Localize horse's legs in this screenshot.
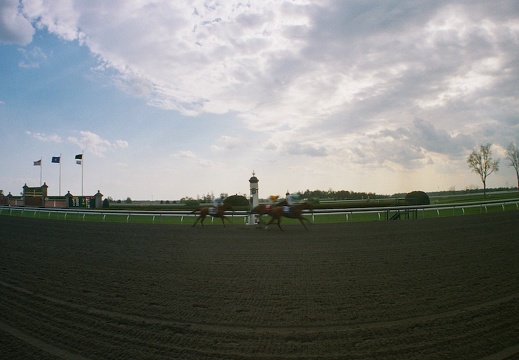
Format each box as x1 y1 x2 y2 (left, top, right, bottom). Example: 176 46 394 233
192 216 200 227
298 217 309 230
276 217 283 231
265 216 275 230
265 213 284 230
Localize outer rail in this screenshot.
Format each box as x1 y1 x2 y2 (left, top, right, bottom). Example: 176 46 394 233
1 198 518 224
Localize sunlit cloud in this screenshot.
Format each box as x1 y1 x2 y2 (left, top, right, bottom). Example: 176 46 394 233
26 131 62 144
211 135 243 152
67 130 127 157
0 0 34 45
2 1 518 198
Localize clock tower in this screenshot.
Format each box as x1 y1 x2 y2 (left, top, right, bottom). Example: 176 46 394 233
248 171 259 225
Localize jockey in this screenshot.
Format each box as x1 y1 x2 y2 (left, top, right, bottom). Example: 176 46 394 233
210 195 224 215
213 195 224 208
284 193 301 213
268 195 279 204
286 193 300 205
265 195 279 212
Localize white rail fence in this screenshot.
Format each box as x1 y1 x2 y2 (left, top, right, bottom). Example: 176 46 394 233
1 198 518 225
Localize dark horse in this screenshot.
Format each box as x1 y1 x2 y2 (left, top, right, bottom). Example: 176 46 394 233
192 203 233 227
251 200 288 225
265 202 313 230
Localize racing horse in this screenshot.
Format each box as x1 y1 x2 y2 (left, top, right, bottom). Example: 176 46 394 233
251 199 288 225
192 203 233 227
265 202 313 230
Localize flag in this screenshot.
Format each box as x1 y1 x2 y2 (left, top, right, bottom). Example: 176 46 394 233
75 154 83 159
76 160 82 165
52 156 60 163
33 159 41 166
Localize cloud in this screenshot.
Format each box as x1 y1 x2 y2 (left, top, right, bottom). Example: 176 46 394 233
11 1 519 182
67 130 128 157
172 150 217 168
17 2 518 124
18 47 47 69
382 119 474 157
210 135 243 152
344 118 476 170
114 139 129 149
19 1 318 117
26 131 62 143
172 150 197 159
0 0 34 45
283 142 328 157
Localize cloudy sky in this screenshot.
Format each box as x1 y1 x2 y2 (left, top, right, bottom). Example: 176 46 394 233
1 0 518 201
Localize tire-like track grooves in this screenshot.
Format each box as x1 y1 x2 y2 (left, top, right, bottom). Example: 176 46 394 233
1 280 518 359
1 212 519 359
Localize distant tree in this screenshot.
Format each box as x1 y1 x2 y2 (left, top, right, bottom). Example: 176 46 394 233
225 194 249 207
181 197 200 207
102 198 110 208
405 191 430 205
125 197 132 204
467 144 500 198
506 142 519 189
201 193 214 202
335 190 351 200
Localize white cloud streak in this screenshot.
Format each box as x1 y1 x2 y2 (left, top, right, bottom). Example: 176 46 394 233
67 130 128 157
26 131 62 143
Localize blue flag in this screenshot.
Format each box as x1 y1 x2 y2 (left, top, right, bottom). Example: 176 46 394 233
52 156 60 163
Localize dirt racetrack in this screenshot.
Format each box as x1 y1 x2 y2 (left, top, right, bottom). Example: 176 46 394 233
1 211 519 359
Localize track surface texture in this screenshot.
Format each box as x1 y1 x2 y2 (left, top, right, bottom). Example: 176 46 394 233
1 212 519 359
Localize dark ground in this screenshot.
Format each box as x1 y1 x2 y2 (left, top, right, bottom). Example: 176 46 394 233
1 211 518 359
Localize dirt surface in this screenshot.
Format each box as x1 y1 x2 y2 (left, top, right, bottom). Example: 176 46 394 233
1 212 519 359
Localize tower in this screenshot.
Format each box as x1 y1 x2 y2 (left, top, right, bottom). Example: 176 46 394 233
248 171 259 225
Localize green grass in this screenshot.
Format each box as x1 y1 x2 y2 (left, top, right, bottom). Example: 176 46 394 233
2 193 518 225
430 191 519 204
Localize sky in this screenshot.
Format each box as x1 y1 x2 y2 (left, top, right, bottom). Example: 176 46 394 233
1 0 518 201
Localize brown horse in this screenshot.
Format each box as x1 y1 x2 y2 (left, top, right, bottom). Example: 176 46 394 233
251 200 288 225
192 203 233 227
265 202 313 230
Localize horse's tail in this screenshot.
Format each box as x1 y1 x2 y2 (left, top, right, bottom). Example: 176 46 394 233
190 208 200 214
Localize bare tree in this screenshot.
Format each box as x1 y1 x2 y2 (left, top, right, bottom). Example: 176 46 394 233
467 144 500 198
506 142 519 189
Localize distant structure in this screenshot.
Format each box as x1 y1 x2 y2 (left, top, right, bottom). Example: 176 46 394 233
1 183 103 209
23 183 49 207
248 171 259 225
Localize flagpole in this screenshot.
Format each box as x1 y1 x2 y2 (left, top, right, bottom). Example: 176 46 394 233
59 153 62 196
40 157 42 186
81 151 84 196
